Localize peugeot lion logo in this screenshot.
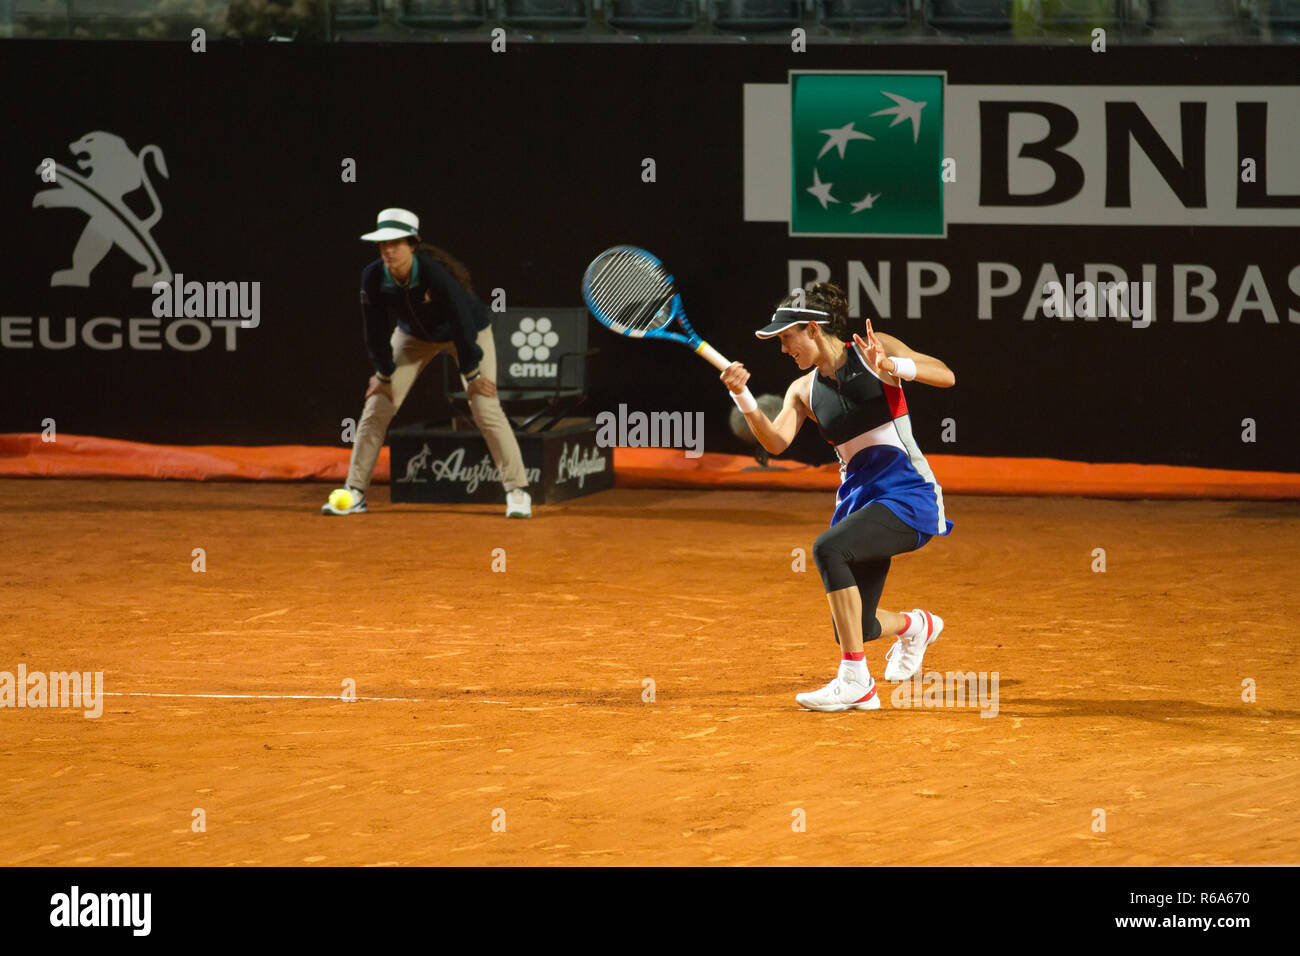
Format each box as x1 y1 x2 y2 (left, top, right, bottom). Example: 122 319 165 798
32 131 172 289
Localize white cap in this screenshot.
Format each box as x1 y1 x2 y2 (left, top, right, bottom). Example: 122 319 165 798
360 207 421 242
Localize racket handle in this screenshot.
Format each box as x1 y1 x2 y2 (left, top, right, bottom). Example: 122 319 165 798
694 340 730 372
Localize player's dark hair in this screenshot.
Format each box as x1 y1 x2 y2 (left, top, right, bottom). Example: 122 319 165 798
411 240 475 294
777 281 850 340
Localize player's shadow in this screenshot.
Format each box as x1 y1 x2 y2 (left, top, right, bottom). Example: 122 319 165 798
995 697 1300 725
768 677 1027 694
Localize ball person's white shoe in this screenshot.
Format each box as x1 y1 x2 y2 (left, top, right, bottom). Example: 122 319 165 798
320 488 367 516
505 488 532 519
883 609 943 682
795 667 881 712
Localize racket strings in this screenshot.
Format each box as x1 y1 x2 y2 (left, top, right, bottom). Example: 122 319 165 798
586 251 674 335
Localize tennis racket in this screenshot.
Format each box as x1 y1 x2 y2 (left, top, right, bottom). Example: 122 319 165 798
581 245 731 372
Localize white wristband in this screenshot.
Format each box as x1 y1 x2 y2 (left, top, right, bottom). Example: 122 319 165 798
730 387 758 414
890 357 917 381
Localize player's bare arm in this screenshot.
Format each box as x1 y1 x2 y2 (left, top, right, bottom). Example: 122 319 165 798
853 319 956 389
719 364 811 455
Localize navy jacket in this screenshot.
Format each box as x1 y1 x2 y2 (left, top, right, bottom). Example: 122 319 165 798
359 253 492 379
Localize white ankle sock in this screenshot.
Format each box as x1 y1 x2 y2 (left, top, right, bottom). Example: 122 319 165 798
899 611 925 639
840 658 869 682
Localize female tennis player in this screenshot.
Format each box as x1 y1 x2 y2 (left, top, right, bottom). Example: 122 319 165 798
720 282 954 712
322 207 531 518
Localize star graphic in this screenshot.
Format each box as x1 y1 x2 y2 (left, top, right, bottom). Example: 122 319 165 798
871 91 927 144
817 122 874 160
806 169 840 209
850 192 881 213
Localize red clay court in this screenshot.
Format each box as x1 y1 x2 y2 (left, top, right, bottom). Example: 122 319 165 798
2 460 1296 865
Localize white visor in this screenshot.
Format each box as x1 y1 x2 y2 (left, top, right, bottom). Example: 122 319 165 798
754 307 830 339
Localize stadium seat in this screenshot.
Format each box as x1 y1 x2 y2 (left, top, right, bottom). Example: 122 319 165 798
64 0 146 12
1261 0 1300 35
501 0 590 29
398 0 489 29
710 0 803 31
11 0 71 36
55 0 233 38
1037 0 1122 34
924 0 1017 32
819 0 913 32
605 0 700 32
226 0 331 39
332 0 382 29
1131 0 1249 38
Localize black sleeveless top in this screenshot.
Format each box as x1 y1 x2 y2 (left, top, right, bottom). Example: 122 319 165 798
809 347 895 446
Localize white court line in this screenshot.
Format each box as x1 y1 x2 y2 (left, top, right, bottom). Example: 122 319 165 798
103 691 513 704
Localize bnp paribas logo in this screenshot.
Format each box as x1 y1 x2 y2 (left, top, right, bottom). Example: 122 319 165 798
791 72 945 238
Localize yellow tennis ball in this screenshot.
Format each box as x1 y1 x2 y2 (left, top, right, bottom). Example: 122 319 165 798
329 488 353 511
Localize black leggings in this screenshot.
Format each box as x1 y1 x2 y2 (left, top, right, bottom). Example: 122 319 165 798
812 503 925 644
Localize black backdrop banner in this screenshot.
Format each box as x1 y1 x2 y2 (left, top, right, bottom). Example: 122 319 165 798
1 41 1297 472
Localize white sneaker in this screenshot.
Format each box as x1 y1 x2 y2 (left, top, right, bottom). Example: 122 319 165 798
883 609 943 682
505 488 532 519
320 487 367 516
795 666 880 712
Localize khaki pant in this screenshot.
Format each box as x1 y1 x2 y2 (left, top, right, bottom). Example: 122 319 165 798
346 325 529 494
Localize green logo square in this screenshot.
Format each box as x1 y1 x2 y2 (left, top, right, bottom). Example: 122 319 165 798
791 72 945 237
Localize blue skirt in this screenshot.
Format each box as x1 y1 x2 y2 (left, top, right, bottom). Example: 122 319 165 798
831 445 954 544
